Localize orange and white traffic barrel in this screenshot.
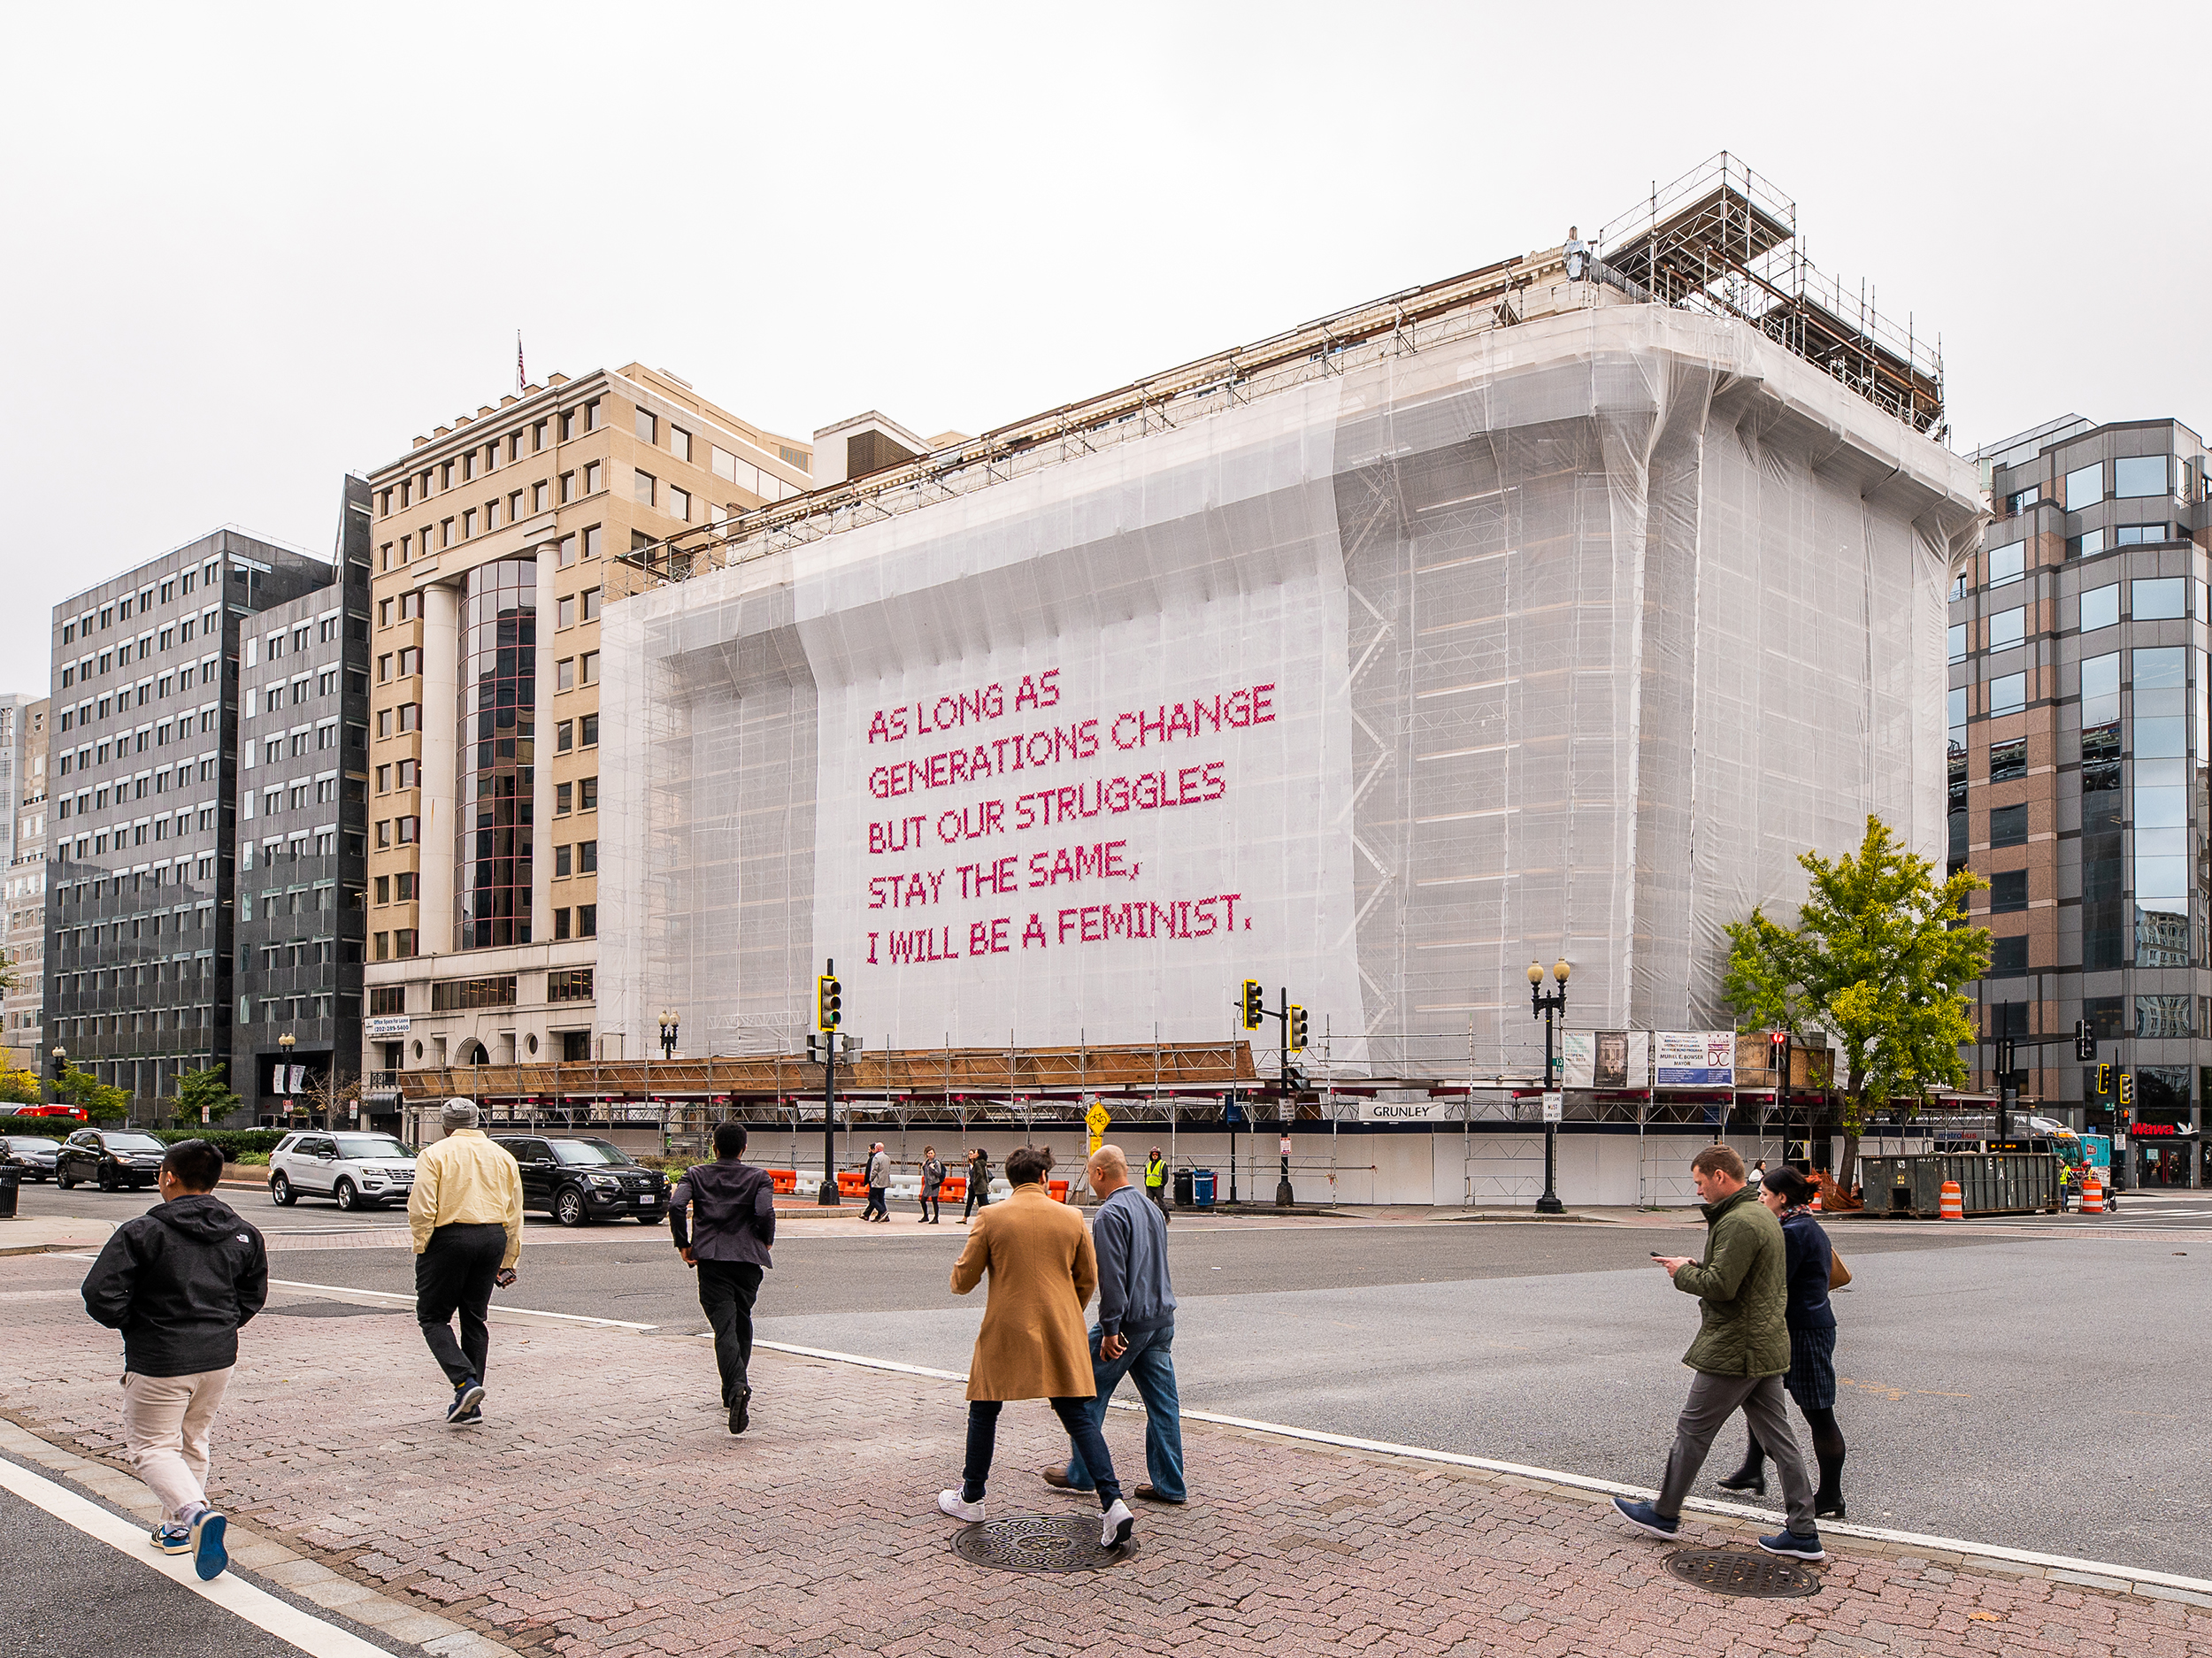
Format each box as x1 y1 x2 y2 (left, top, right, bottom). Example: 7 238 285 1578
1939 1179 1963 1221
2081 1175 2104 1214
1809 1186 1822 1212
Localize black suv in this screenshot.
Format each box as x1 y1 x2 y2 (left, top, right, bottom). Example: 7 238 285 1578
56 1129 171 1192
490 1135 669 1226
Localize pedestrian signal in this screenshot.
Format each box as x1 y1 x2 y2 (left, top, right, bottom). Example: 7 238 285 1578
2074 1018 2096 1062
1287 1005 1308 1052
806 1032 821 1064
1240 979 1264 1031
818 974 841 1031
2097 1062 2111 1096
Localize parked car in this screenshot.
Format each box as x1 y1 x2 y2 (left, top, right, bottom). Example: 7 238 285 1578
268 1131 417 1211
3 1136 63 1181
490 1135 669 1226
55 1129 170 1192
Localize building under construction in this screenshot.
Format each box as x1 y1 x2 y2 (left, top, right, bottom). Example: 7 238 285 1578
403 157 1988 1203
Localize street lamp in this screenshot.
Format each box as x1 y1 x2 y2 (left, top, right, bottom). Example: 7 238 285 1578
1528 957 1571 1216
278 1032 297 1124
658 1008 680 1062
50 1044 65 1079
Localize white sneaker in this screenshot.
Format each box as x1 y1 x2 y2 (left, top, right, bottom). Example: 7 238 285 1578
1101 1498 1134 1548
939 1488 987 1523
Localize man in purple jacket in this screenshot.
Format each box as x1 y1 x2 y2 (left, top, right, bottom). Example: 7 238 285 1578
672 1122 777 1433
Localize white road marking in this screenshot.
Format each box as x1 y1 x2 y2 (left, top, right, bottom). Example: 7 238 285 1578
0 1452 397 1658
750 1337 2212 1600
265 1278 656 1331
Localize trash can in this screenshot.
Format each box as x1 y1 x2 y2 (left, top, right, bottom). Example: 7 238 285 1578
1192 1169 1217 1209
1172 1168 1194 1209
0 1163 19 1220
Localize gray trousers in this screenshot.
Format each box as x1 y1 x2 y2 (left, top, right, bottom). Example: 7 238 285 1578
1657 1370 1815 1532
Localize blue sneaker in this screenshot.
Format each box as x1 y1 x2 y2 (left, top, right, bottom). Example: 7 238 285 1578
190 1508 228 1580
1611 1496 1680 1539
446 1380 485 1424
1757 1525 1825 1562
150 1522 191 1555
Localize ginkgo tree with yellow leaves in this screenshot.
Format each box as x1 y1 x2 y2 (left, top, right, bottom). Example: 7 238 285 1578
1724 816 1990 1186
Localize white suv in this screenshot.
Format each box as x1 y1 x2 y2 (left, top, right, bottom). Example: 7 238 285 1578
268 1131 417 1212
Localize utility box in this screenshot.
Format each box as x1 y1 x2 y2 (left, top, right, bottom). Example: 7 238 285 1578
0 1162 19 1220
1172 1168 1194 1208
1863 1152 2060 1217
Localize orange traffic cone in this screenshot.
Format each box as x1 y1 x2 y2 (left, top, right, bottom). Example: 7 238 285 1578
1939 1179 1963 1221
2081 1175 2104 1215
1809 1186 1822 1212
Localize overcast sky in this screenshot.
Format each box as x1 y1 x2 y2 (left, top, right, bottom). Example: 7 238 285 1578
2 1 2204 688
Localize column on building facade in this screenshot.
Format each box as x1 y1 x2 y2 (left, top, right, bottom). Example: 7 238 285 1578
418 583 460 954
530 539 558 944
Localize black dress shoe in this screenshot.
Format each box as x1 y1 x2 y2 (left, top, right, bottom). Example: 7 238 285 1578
1716 1469 1766 1496
728 1389 751 1435
1814 1496 1846 1520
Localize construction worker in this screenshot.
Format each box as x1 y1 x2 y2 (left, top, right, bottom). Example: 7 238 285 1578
2056 1161 2071 1212
1144 1147 1170 1224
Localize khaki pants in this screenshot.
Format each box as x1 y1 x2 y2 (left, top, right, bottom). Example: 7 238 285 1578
120 1368 232 1523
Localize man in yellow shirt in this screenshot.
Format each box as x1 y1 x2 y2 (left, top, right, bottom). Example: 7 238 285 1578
407 1100 524 1425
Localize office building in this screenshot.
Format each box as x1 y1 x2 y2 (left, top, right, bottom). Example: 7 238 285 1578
360 365 812 1085
1953 417 2212 1185
229 480 373 1125
44 531 334 1120
3 697 49 1071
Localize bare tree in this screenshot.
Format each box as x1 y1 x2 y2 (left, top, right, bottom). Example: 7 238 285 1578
302 1066 364 1130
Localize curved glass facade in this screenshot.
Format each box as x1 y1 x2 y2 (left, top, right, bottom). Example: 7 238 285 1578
456 558 535 949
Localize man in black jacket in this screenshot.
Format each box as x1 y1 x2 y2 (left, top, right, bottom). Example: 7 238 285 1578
80 1140 267 1582
671 1122 776 1433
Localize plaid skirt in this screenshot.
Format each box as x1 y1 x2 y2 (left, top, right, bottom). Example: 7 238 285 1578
1785 1324 1837 1411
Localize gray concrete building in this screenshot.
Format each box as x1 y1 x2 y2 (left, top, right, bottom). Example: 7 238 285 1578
2 695 50 1071
1954 416 2212 1185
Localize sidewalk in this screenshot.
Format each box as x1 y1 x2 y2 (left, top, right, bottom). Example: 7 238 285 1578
0 1214 113 1255
3 1262 2206 1657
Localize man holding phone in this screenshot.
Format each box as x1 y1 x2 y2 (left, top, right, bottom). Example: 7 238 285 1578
408 1099 524 1425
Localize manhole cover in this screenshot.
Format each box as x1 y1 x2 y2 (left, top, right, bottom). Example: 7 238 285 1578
1665 1547 1820 1598
949 1514 1138 1572
261 1302 404 1318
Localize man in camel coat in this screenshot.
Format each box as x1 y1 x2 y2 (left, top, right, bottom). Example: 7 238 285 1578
937 1144 1135 1550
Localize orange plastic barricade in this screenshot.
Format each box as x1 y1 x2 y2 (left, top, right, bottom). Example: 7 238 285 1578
941 1176 966 1201
837 1170 869 1197
767 1169 797 1195
1939 1179 1963 1221
2081 1175 2104 1215
1048 1179 1070 1203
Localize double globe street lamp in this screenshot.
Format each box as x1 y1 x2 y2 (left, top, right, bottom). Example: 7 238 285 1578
1527 957 1571 1216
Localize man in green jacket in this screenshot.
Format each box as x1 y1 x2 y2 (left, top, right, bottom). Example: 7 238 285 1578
1613 1143 1824 1561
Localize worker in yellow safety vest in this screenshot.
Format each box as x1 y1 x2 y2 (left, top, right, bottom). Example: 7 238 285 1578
1145 1147 1170 1224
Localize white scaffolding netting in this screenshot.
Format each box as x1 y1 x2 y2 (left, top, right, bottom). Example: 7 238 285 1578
601 303 1982 1076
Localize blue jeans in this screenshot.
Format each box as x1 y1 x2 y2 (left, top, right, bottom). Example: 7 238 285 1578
1063 1322 1185 1501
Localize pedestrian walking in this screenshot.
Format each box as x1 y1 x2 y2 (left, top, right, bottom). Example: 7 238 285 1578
79 1139 266 1582
1747 1157 1767 1195
1042 1145 1186 1505
407 1098 523 1425
919 1145 947 1224
864 1141 891 1222
1715 1165 1847 1518
1143 1145 1171 1224
962 1147 992 1222
670 1121 777 1434
1612 1143 1824 1561
938 1146 1135 1550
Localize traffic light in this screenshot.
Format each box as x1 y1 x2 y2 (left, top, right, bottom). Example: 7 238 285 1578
2097 1062 2112 1097
817 973 841 1031
1287 1006 1308 1052
2119 1071 2135 1111
806 1032 821 1064
1240 979 1264 1031
2074 1018 2096 1062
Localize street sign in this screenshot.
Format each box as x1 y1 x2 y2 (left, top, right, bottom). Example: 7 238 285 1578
1541 1092 1563 1123
1085 1100 1110 1154
1279 1135 1293 1155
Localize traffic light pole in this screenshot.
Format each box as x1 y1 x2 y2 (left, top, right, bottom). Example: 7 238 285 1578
1277 986 1294 1208
1532 977 1564 1215
1985 1021 2102 1149
818 957 841 1206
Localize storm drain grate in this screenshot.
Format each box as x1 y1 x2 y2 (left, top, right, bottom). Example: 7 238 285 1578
950 1514 1138 1572
1665 1547 1821 1598
261 1302 406 1318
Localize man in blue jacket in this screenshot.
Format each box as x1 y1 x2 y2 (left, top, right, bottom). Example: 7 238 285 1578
671 1121 777 1434
1041 1143 1186 1504
80 1139 267 1581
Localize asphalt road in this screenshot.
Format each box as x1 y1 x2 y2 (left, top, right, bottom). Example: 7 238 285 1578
15 1180 2212 1577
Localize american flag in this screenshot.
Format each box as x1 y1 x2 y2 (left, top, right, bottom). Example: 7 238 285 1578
516 332 526 393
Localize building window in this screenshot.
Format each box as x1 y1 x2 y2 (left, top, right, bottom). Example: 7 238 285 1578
533 481 549 514
394 928 419 957
1989 870 2028 913
2115 456 2168 499
578 839 596 872
634 470 655 506
579 777 597 812
556 719 573 753
580 712 598 747
557 595 577 630
2064 463 2103 511
1988 542 2024 587
2133 578 2185 619
1989 802 2028 848
580 651 598 686
1987 935 2028 976
555 781 572 815
1989 738 2026 782
555 843 572 878
583 526 602 560
1988 608 2024 652
431 975 518 1011
2116 524 2169 547
559 471 576 503
549 967 593 1002
2081 583 2119 632
1988 672 2026 716
635 407 657 443
584 462 602 495
577 904 596 937
553 907 571 940
455 557 536 950
668 486 689 522
2137 994 2193 1038
555 657 574 692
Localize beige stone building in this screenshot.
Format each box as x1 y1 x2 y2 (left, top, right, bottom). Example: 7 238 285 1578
4 697 49 1071
360 365 812 1083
